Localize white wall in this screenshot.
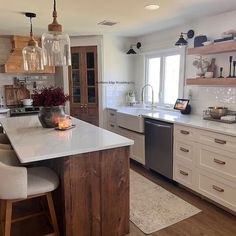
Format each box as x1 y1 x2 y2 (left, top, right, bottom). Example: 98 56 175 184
132 9 236 114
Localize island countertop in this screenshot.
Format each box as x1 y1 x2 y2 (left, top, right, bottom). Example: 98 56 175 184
0 115 134 163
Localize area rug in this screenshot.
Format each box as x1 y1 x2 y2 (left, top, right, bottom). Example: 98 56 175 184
130 169 201 234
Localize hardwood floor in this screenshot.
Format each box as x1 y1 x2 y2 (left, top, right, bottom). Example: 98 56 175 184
7 160 236 236
129 161 236 236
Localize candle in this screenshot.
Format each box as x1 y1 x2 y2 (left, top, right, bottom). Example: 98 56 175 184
58 116 72 129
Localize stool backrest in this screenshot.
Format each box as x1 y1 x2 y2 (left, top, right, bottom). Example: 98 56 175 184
0 150 27 200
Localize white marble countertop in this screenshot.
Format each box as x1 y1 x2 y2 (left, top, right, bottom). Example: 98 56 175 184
108 106 236 137
0 116 134 163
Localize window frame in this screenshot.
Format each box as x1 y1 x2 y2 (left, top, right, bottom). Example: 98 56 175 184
145 47 185 108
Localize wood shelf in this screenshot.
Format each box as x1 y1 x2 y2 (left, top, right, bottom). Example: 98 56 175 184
186 78 236 86
187 41 236 55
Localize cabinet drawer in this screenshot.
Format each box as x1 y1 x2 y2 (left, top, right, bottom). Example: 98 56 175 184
107 109 117 123
197 144 236 181
174 162 194 188
107 122 117 133
198 129 236 153
174 140 194 165
197 171 236 212
174 125 196 141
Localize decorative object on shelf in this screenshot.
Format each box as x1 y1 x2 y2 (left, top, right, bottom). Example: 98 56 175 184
214 36 234 43
205 72 213 78
33 87 69 128
175 30 194 47
194 35 207 48
222 29 236 38
126 42 142 54
218 67 224 78
192 56 210 77
206 58 217 77
42 0 71 66
233 61 236 78
22 12 44 72
227 56 233 78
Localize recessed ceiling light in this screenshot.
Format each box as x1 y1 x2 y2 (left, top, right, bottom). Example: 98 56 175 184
144 4 160 10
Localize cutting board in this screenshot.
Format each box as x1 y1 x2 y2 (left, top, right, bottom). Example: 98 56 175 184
5 85 30 106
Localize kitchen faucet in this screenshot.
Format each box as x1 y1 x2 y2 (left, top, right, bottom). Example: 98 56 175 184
141 84 154 107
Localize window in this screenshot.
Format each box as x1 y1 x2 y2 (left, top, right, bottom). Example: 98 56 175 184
145 49 184 107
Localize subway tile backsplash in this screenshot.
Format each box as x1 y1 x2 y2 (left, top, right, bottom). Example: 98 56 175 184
185 86 236 115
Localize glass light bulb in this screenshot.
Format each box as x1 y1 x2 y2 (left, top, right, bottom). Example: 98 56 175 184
52 39 61 53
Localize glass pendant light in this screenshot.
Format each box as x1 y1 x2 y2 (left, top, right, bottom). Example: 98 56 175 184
22 13 44 72
42 0 71 66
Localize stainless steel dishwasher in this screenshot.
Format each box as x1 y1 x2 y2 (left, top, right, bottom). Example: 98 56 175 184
145 118 173 179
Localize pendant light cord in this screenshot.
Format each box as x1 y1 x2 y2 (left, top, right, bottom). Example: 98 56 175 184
30 17 33 37
54 0 56 11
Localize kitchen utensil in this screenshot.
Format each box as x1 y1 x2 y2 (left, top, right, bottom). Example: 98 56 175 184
218 67 224 78
21 99 33 106
208 107 228 119
227 56 233 78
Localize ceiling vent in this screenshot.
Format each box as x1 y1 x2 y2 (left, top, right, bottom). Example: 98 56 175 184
98 20 118 26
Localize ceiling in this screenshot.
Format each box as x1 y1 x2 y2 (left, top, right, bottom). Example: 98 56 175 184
1 0 236 37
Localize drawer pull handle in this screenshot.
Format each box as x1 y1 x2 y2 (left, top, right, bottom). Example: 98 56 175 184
214 139 226 145
213 158 226 165
179 170 188 176
110 124 115 128
110 113 115 116
180 147 189 153
212 185 224 193
180 130 189 135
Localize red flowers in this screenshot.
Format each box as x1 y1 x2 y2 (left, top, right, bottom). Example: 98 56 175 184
33 87 69 107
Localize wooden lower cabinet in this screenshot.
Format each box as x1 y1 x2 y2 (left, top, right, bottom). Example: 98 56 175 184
69 46 99 126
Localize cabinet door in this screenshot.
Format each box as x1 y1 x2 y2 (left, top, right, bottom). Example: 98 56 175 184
70 49 83 105
69 46 99 126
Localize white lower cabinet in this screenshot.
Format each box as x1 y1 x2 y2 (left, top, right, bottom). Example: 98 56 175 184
196 170 236 212
174 124 236 213
117 127 145 165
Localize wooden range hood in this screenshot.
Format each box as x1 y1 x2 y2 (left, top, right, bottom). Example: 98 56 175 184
0 35 55 74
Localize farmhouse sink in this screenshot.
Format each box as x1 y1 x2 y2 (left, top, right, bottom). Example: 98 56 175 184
116 108 152 133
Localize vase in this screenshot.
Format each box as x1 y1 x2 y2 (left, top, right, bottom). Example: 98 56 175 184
38 106 65 128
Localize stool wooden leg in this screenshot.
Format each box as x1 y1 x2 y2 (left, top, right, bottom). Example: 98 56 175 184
4 201 12 236
0 200 6 236
46 193 60 236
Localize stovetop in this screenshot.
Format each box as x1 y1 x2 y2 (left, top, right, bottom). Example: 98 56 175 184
9 106 40 116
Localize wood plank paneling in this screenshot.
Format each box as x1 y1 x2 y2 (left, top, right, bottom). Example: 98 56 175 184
45 146 130 236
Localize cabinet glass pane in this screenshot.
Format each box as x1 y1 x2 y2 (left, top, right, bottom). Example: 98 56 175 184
72 70 80 86
86 52 94 68
73 88 81 103
72 53 79 69
88 88 96 103
87 70 95 86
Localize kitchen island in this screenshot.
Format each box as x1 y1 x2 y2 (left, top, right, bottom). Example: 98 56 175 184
0 116 134 236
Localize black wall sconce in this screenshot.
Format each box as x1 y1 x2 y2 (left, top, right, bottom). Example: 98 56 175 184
175 30 194 47
127 42 142 54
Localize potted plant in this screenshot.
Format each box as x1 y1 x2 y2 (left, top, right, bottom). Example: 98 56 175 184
33 87 69 128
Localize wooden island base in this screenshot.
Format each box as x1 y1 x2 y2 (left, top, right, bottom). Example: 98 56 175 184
45 146 130 236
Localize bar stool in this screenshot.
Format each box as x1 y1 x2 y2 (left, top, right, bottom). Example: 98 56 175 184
0 134 10 144
0 134 12 150
0 150 60 236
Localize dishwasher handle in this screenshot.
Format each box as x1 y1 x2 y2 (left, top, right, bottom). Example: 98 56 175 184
145 121 172 129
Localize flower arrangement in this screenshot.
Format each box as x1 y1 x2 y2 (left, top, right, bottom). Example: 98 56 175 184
33 87 69 107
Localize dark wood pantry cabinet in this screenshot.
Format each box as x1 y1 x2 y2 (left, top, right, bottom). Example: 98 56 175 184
69 46 99 126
